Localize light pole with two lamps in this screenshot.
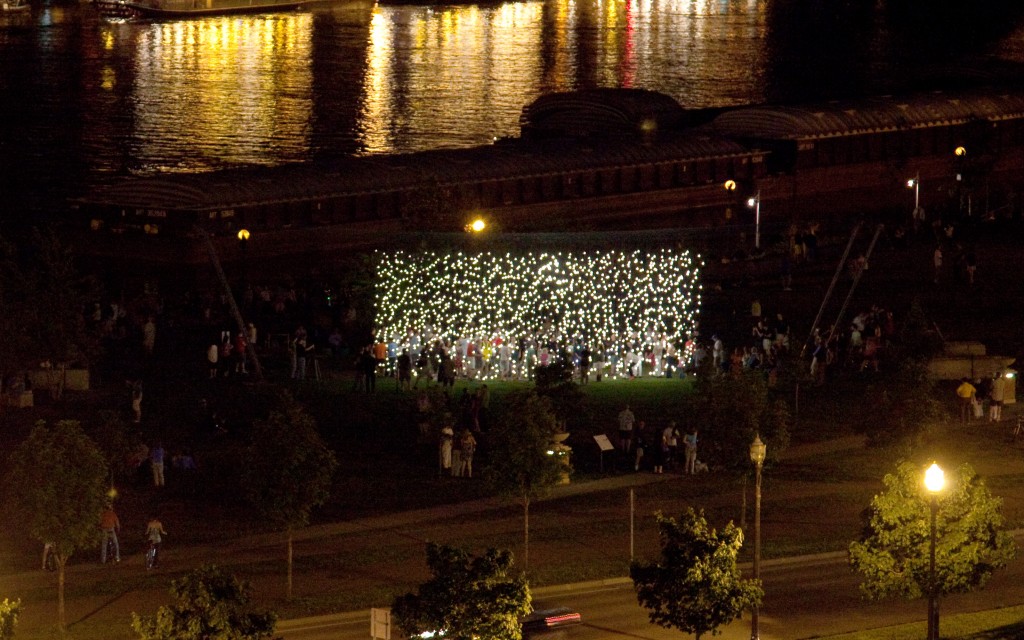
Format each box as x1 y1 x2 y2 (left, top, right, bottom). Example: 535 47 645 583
723 180 761 251
749 434 767 640
924 462 945 640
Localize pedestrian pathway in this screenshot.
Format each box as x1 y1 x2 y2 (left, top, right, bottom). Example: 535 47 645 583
0 433 901 640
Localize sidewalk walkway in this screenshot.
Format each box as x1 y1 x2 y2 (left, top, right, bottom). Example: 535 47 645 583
0 434 872 639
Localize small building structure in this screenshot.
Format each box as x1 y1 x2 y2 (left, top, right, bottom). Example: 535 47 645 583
928 341 1015 392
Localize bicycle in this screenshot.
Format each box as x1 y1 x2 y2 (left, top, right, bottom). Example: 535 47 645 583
102 534 119 564
145 541 160 570
145 518 166 570
42 543 57 572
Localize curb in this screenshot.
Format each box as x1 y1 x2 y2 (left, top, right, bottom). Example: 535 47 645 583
274 549 857 631
279 531 1024 631
276 610 369 630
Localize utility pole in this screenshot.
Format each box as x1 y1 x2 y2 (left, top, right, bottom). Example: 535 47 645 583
195 226 263 381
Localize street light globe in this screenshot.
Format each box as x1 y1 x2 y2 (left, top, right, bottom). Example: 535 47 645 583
723 179 737 191
954 146 967 157
237 228 251 241
746 196 757 208
925 463 945 493
906 178 916 188
749 434 767 465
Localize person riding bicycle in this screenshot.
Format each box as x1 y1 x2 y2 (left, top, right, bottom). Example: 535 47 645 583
99 503 121 563
42 542 56 572
145 516 167 569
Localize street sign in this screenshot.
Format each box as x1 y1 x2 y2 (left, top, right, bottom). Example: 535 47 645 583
371 608 391 640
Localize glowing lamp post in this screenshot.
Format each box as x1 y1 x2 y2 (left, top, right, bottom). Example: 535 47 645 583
924 462 945 640
723 181 760 250
237 228 251 285
953 146 967 181
907 174 920 209
747 191 762 250
749 434 767 640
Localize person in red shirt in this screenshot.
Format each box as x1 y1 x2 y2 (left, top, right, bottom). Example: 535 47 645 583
233 332 248 374
99 504 121 563
373 339 387 366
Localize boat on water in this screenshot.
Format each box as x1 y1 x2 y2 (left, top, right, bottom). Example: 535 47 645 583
93 0 332 19
1 0 30 12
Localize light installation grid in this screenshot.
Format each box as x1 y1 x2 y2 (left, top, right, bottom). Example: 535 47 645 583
374 248 703 369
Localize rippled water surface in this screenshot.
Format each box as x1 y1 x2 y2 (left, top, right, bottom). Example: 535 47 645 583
1 0 1023 214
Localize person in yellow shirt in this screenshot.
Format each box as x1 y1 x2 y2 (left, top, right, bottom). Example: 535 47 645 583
956 378 976 425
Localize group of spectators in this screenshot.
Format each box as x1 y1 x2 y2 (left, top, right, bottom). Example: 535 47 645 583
615 404 700 474
808 305 899 384
956 372 1012 425
344 327 702 391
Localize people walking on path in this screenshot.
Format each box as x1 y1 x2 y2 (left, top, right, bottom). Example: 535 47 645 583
145 516 166 569
291 328 314 380
683 428 698 475
956 377 977 425
964 248 978 285
459 430 477 478
663 421 679 471
99 504 121 564
42 542 55 572
150 441 165 487
129 379 143 424
617 404 635 455
653 425 668 474
990 372 1006 422
439 423 454 476
397 349 412 391
142 316 156 356
206 343 219 379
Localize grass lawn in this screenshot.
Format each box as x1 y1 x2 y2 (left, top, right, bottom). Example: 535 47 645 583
4 220 1024 638
6 372 1024 608
818 605 1024 640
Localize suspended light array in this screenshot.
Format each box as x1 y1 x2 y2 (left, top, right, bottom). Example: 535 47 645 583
373 248 703 379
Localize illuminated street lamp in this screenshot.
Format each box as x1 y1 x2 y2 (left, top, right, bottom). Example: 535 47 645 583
747 191 761 250
907 173 920 210
466 218 489 233
237 228 251 288
749 434 767 640
723 180 760 249
464 216 487 233
924 462 946 640
907 174 923 227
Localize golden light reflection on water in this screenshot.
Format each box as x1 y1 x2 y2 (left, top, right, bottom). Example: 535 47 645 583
113 13 314 171
88 0 767 169
356 0 765 154
359 2 546 153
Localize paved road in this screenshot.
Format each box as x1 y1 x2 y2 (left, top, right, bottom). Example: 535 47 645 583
277 543 1024 640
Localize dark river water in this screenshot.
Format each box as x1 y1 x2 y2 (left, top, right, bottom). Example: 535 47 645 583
1 0 1023 220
